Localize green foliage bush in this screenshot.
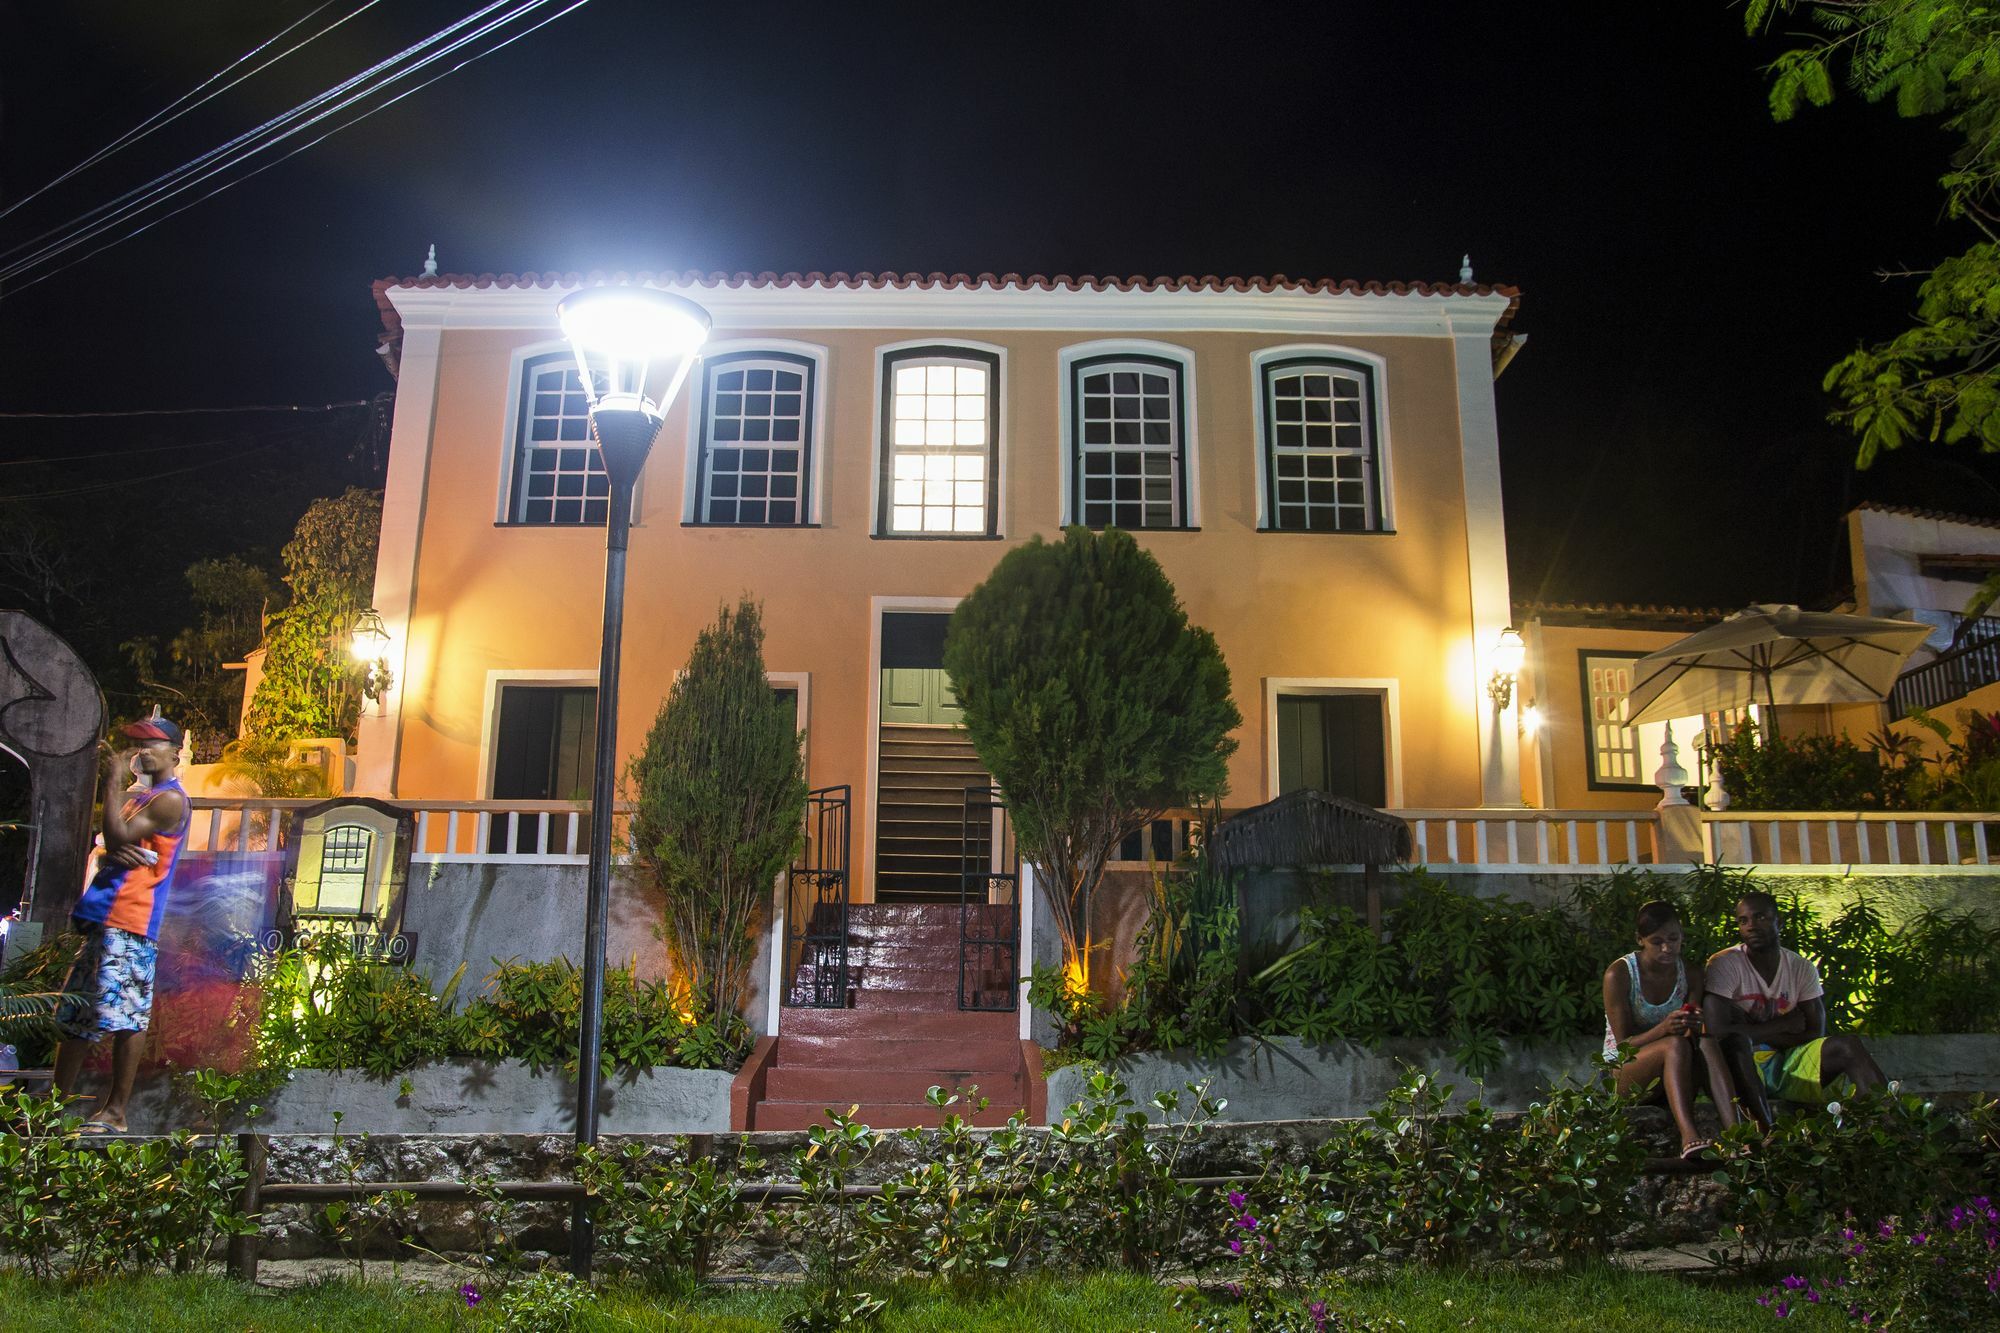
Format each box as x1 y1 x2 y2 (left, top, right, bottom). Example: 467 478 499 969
244 487 382 744
578 1138 765 1294
628 598 805 1034
0 1092 251 1279
244 932 744 1085
1713 718 1919 812
943 527 1241 978
1044 862 2000 1071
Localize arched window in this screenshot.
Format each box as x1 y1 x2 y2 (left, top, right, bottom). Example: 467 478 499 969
692 352 816 526
304 823 373 916
878 346 1000 537
1070 354 1188 529
507 352 609 525
1260 356 1385 532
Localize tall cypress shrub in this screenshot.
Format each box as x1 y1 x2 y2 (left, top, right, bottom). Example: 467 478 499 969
944 527 1241 982
628 599 806 1033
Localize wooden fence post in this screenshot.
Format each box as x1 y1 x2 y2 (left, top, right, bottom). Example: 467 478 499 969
227 1132 267 1283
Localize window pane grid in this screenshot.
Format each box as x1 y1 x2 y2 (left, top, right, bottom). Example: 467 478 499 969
887 358 990 534
1267 366 1376 532
1588 661 1641 783
517 361 609 525
701 360 809 525
1078 363 1180 528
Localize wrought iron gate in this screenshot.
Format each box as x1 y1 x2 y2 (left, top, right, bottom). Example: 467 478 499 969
783 785 852 1008
958 785 1019 1011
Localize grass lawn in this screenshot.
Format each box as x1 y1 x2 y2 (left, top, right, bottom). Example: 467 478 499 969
0 1266 1783 1331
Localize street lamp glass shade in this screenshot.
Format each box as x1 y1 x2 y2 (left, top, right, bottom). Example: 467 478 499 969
558 286 711 410
350 608 391 663
1492 627 1526 678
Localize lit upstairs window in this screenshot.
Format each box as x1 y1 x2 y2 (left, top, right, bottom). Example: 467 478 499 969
880 348 999 537
510 353 610 526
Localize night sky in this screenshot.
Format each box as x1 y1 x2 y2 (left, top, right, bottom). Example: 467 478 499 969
5 0 2000 639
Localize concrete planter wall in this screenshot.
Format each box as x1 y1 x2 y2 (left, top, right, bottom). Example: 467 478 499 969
121 1058 734 1136
1046 1033 2000 1123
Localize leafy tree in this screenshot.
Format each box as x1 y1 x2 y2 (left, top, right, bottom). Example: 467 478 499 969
123 556 279 749
1749 2 2000 464
244 488 382 742
628 599 806 1036
943 527 1241 983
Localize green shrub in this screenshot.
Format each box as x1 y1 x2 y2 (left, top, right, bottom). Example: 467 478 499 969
496 1269 595 1332
0 1092 252 1279
1715 718 1918 811
578 1138 764 1293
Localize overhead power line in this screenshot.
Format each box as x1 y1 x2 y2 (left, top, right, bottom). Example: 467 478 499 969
0 0 591 297
0 3 376 224
0 399 372 421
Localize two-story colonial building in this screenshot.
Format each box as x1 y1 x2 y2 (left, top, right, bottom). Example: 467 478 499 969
358 268 1525 909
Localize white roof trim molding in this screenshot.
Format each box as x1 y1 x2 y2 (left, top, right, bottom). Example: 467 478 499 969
384 279 1515 339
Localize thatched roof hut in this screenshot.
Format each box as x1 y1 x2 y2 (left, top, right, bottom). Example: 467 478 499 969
1206 789 1411 874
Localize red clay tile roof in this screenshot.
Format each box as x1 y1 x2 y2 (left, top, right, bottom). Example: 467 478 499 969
1853 501 2000 532
1514 600 1732 632
371 269 1522 339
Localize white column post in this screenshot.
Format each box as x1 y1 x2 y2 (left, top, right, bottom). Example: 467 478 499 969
353 320 444 797
1451 315 1521 807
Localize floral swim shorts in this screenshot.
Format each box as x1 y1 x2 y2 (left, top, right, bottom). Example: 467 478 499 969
58 924 157 1039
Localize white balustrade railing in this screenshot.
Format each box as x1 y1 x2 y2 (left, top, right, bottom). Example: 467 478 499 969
1700 811 2000 871
1390 809 1665 872
186 798 2000 875
186 798 634 865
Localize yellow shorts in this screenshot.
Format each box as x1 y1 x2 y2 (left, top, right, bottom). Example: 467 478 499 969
1753 1039 1826 1103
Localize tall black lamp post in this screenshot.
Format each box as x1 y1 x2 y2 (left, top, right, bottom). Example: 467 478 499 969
557 284 711 1278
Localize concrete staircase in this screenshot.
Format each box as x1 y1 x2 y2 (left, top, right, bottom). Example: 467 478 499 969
875 725 991 902
747 903 1035 1130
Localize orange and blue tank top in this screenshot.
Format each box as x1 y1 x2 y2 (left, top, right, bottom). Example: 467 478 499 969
74 778 190 941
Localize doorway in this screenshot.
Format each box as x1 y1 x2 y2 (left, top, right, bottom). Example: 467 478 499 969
875 612 989 901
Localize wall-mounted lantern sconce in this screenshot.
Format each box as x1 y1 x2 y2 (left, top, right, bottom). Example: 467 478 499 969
350 607 394 706
1487 627 1525 712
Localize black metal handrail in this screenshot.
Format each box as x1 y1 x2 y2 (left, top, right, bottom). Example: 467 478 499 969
1888 635 2000 720
783 785 852 1008
959 785 1020 1012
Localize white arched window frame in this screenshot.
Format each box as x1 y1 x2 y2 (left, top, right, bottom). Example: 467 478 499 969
495 341 640 526
871 340 1007 539
1250 344 1394 534
1056 340 1199 530
679 340 831 526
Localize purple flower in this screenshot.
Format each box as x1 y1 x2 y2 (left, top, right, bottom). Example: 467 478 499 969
1775 1300 1790 1318
1806 1289 1821 1304
1913 1231 1930 1246
1781 1275 1806 1290
459 1282 481 1309
1988 1268 2000 1295
1880 1220 1896 1238
1226 1190 1246 1210
1229 1238 1243 1254
1309 1301 1329 1333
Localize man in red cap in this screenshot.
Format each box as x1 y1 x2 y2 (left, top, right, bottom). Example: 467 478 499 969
54 716 189 1133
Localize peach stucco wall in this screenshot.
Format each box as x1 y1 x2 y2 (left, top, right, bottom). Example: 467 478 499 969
380 322 1495 897
1525 622 1687 813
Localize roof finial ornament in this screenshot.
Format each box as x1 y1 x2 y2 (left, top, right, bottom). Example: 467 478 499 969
1459 254 1474 285
422 243 439 279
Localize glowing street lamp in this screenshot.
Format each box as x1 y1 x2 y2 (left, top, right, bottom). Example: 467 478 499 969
1487 626 1525 713
349 608 393 708
557 285 710 1279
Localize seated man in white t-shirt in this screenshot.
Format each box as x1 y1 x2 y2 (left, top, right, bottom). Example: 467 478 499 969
1702 891 1886 1109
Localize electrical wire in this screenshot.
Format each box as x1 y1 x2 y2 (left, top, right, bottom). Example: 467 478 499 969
0 432 310 501
0 3 378 224
0 0 532 278
0 0 593 299
0 400 372 421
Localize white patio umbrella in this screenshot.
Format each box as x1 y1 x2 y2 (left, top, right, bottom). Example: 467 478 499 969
1625 603 1932 739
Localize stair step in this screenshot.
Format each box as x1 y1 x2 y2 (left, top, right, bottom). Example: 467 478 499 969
778 1007 1014 1038
752 1098 1026 1132
764 1065 1019 1103
774 1034 1022 1068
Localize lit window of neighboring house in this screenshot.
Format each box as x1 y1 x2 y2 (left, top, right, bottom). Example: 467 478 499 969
879 347 999 537
1071 355 1187 529
510 353 609 526
1582 650 1753 790
1261 357 1384 532
694 353 814 525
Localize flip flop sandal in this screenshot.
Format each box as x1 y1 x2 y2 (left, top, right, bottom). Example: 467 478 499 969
1680 1139 1713 1160
78 1119 126 1136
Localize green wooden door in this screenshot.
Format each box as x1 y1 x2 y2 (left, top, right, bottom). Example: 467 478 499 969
881 668 962 725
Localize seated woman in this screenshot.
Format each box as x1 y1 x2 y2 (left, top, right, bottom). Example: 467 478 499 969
1602 900 1767 1157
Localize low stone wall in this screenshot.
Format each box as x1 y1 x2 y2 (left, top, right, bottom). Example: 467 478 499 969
120 1058 734 1136
1046 1033 2000 1123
